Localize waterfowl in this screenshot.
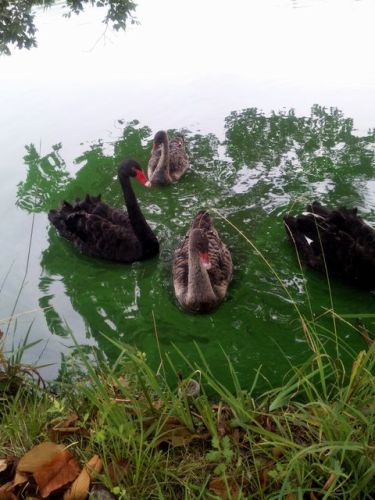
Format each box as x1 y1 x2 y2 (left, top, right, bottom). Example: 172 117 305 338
147 130 189 185
48 159 159 263
173 211 233 313
284 201 375 289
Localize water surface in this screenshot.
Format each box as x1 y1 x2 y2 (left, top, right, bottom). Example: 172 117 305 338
0 0 374 386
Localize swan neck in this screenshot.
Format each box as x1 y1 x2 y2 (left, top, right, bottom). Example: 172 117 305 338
153 135 170 177
187 240 215 301
119 174 157 247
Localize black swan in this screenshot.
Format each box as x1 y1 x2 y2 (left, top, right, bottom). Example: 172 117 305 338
173 211 233 313
48 159 159 263
284 201 375 289
147 130 189 185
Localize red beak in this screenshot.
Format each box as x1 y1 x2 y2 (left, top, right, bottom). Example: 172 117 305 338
199 252 211 269
135 168 151 187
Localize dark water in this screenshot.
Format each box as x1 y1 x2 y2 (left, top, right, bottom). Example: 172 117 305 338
7 107 375 387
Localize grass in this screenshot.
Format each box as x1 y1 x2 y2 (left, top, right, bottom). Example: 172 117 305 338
0 320 374 499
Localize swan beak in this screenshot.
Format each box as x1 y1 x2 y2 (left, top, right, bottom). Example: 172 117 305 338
200 252 211 270
145 180 151 188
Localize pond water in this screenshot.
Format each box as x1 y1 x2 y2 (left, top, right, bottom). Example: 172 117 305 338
0 0 374 387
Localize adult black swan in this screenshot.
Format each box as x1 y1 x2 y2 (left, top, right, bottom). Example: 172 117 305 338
48 159 159 263
147 130 189 185
284 201 375 289
173 211 233 313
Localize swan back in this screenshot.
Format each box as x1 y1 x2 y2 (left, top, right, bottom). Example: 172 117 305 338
284 201 375 289
48 160 159 263
148 130 189 185
173 211 233 312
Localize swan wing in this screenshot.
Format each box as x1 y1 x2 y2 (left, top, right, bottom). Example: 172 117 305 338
169 136 189 181
207 231 233 298
284 203 375 289
172 234 189 301
147 147 162 179
49 202 143 263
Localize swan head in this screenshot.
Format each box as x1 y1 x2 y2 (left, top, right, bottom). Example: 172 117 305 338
190 229 211 270
118 159 151 187
152 130 168 151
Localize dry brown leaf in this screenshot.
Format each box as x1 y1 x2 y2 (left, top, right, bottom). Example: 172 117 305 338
34 449 81 498
107 459 129 485
309 492 319 500
157 425 210 447
209 477 239 500
259 468 269 490
231 428 241 445
13 470 28 486
63 455 102 500
323 472 336 490
272 447 283 458
258 460 274 490
0 491 17 500
52 414 79 431
0 459 8 473
157 417 210 447
285 494 297 500
0 481 17 500
152 399 163 410
161 416 182 428
17 442 65 473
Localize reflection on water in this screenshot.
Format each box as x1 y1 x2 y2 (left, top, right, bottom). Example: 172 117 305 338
14 106 375 386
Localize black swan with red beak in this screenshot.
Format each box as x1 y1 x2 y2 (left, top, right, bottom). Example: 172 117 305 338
48 159 159 263
284 201 375 290
147 130 189 185
173 211 233 313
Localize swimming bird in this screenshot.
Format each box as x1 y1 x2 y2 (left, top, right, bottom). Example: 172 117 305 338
173 211 233 312
284 201 375 289
48 159 159 263
147 130 189 185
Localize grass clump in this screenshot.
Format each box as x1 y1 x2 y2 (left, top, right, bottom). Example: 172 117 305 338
0 320 374 499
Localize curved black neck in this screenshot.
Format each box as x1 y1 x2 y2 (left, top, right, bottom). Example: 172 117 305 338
119 175 159 254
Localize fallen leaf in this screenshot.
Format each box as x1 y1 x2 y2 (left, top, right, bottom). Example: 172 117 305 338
17 442 65 473
106 458 129 486
52 414 79 431
0 481 17 499
34 449 81 498
0 491 17 500
271 447 283 458
152 399 163 410
259 468 269 490
259 460 273 490
323 472 336 491
157 426 210 447
209 477 239 499
64 455 102 500
157 417 209 447
13 470 28 486
231 428 241 445
0 459 8 473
